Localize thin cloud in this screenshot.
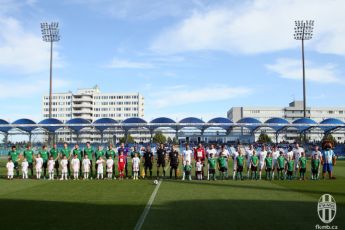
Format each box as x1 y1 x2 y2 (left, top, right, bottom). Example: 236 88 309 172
266 58 342 83
151 0 345 56
105 58 155 69
151 85 252 108
0 16 63 74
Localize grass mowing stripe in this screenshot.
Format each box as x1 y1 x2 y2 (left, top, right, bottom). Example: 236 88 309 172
135 180 162 230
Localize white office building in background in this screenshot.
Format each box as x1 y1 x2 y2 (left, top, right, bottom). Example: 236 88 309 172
42 86 146 143
227 101 345 143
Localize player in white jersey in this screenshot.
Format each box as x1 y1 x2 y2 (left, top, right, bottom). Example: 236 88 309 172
35 154 43 180
6 158 14 180
245 145 254 178
47 156 55 180
82 155 91 180
106 156 114 179
258 145 267 180
71 154 80 180
284 146 293 177
132 153 140 180
60 155 69 180
231 147 240 180
271 146 280 180
293 143 304 176
96 157 104 179
182 144 193 180
21 157 29 179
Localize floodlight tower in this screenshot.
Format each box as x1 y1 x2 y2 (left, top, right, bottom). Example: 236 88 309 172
294 20 314 118
41 22 60 119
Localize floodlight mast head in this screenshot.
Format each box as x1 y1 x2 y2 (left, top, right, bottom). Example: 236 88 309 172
41 22 60 42
294 20 314 40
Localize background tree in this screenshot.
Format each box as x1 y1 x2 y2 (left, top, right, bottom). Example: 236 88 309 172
152 131 166 144
167 137 173 144
258 133 272 143
119 134 135 144
322 134 337 146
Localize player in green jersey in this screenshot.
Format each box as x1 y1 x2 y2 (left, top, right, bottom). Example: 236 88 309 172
49 143 60 177
311 153 320 180
73 144 83 175
218 155 227 180
236 151 245 180
208 153 217 180
83 142 94 177
286 156 294 180
277 151 286 180
265 152 273 180
250 150 259 180
106 144 116 178
23 144 34 177
183 160 192 181
8 145 20 177
60 142 71 177
95 146 105 174
299 152 307 180
39 145 49 179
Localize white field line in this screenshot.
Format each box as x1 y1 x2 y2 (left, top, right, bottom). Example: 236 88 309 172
134 180 162 230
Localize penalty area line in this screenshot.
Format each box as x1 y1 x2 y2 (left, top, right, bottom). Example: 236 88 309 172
134 180 162 230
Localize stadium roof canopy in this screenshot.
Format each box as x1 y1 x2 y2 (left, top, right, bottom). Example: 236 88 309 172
12 118 37 133
93 118 118 132
319 118 345 133
206 117 233 130
0 119 11 133
178 117 204 130
38 118 63 132
150 117 176 130
292 118 317 133
264 117 290 132
237 117 261 132
122 117 147 130
66 118 91 132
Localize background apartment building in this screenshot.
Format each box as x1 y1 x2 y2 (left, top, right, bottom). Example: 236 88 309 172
42 86 146 143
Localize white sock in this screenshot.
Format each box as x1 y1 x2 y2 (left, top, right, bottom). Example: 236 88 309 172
233 172 236 179
259 171 262 179
272 172 275 179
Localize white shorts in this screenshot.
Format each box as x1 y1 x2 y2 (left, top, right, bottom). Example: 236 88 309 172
294 159 299 169
22 169 28 174
233 162 237 171
183 159 191 166
133 165 139 172
36 168 42 173
8 171 14 176
259 161 265 170
97 169 103 174
107 168 113 173
83 167 90 173
246 159 251 168
73 167 79 173
62 168 68 173
48 168 54 173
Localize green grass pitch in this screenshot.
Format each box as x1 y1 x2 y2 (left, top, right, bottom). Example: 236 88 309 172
0 159 344 230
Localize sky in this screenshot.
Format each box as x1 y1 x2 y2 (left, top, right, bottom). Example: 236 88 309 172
0 0 345 123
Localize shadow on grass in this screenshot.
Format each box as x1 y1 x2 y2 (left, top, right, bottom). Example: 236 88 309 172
143 199 344 230
0 199 144 230
0 198 344 230
162 179 345 199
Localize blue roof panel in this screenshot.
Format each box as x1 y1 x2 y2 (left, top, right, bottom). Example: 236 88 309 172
93 118 118 132
12 118 37 133
0 119 10 133
39 118 63 132
66 118 91 132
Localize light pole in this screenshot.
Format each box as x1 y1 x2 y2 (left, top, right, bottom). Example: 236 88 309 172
41 22 60 119
294 20 314 118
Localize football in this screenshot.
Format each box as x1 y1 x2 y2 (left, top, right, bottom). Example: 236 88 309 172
153 179 159 185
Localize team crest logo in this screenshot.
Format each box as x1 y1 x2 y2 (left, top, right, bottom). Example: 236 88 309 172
317 194 336 224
